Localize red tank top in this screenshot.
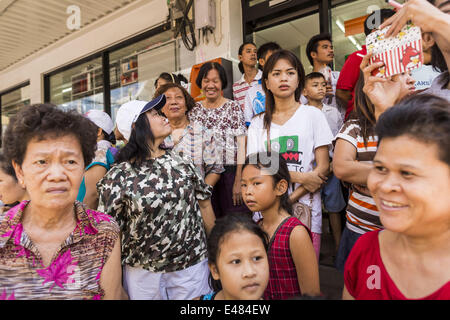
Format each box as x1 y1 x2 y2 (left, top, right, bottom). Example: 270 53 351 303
345 230 450 300
263 217 311 300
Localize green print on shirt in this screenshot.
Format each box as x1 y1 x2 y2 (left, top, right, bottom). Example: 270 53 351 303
265 135 303 170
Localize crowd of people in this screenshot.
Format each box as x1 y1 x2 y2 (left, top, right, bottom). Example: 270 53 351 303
0 0 449 300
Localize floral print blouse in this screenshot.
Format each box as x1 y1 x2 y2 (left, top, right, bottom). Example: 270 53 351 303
0 201 119 300
189 99 247 166
97 150 212 273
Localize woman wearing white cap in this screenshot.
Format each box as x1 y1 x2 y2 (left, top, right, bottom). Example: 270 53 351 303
77 110 116 209
97 95 216 300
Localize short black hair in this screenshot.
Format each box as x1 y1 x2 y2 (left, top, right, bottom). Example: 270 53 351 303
306 33 332 66
154 72 188 88
376 94 450 166
195 61 228 90
305 72 326 84
364 9 396 36
3 104 97 168
257 42 281 69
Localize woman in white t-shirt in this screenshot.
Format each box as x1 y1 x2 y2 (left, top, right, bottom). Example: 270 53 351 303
247 49 333 260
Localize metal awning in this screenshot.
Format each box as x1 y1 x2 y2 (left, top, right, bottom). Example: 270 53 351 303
0 0 138 71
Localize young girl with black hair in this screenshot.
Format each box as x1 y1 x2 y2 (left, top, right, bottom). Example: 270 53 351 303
241 152 321 300
247 49 333 261
196 212 270 300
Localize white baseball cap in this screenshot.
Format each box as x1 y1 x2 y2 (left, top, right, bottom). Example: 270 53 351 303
115 95 166 141
85 109 114 135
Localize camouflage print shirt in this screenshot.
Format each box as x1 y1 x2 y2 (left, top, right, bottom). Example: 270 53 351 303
97 150 212 273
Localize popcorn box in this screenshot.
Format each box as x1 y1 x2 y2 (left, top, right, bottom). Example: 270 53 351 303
367 23 423 78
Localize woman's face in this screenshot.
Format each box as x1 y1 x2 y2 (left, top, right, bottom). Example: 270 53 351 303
13 135 85 211
239 44 257 68
161 87 188 121
265 58 299 100
392 72 416 102
368 135 450 236
201 68 222 101
210 229 269 300
144 109 172 141
0 169 25 205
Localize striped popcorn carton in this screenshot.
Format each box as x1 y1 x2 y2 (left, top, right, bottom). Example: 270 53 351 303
367 23 423 78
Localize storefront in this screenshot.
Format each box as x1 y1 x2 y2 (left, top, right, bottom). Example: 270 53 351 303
0 0 398 134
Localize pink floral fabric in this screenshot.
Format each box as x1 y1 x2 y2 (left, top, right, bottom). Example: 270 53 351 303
0 201 119 300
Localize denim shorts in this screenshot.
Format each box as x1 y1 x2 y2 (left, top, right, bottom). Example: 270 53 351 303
321 173 347 213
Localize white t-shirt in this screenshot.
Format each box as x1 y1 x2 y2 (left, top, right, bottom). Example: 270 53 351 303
247 105 334 234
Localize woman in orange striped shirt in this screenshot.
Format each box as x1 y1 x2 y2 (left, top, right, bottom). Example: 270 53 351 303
333 53 416 273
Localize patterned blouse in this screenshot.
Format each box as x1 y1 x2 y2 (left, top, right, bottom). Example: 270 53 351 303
0 201 119 300
165 123 225 178
189 99 247 166
97 150 212 273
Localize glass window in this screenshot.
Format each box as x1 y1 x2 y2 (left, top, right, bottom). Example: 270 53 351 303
1 84 30 141
109 30 195 123
331 0 390 70
253 12 320 73
48 57 104 114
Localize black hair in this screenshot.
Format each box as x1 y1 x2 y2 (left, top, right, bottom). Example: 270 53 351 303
114 112 155 166
3 103 97 168
243 152 293 216
305 72 326 83
262 49 305 130
376 94 450 166
195 61 228 90
102 130 116 145
154 72 188 88
350 72 377 147
207 212 269 292
238 41 257 74
0 152 17 181
364 9 396 36
305 33 332 67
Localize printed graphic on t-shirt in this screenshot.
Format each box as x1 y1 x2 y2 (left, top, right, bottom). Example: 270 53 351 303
265 135 304 172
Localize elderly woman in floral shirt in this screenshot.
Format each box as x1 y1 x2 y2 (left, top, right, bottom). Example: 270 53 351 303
97 95 215 300
0 104 124 300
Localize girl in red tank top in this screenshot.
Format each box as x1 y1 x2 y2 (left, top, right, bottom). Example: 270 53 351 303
241 152 321 300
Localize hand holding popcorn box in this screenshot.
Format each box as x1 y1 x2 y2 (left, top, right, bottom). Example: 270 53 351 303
367 23 423 78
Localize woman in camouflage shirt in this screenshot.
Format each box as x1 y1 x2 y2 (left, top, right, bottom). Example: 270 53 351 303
97 96 215 300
